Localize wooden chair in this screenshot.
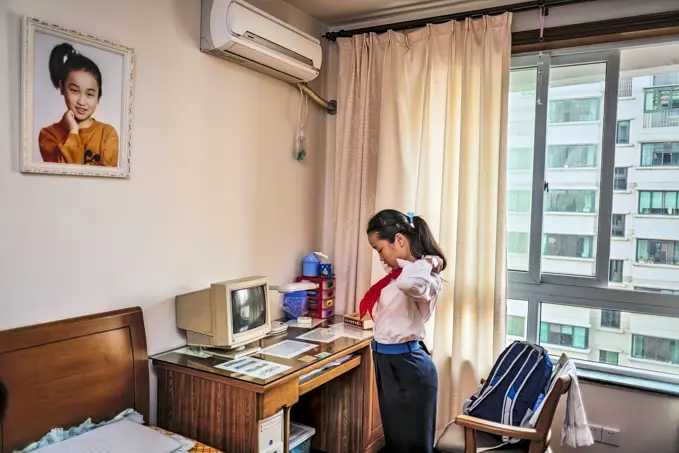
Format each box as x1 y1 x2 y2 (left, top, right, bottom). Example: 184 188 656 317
435 376 571 453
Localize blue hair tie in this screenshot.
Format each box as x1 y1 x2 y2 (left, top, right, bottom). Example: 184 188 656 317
407 212 415 228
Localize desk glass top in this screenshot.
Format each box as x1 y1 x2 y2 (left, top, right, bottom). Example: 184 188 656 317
151 317 373 386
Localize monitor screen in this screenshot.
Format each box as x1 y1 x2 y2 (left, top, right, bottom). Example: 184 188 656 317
230 285 267 334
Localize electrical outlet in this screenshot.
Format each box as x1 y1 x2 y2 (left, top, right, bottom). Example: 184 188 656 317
602 427 620 447
588 425 603 443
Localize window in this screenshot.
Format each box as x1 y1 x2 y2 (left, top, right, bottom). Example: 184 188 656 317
599 350 620 365
613 168 628 191
644 86 679 112
632 335 679 364
639 191 679 215
637 239 679 265
547 145 597 168
616 120 630 144
549 98 601 123
508 148 533 170
618 77 632 97
601 309 621 329
507 315 526 337
540 322 589 349
611 214 625 237
635 287 679 295
507 191 531 212
544 190 596 213
609 260 624 283
508 41 679 381
641 142 679 167
508 232 529 254
543 234 594 259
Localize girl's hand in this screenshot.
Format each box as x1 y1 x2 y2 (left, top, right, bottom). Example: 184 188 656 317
63 110 78 134
424 256 442 274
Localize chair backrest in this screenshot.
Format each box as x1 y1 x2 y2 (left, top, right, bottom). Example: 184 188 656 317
532 375 571 447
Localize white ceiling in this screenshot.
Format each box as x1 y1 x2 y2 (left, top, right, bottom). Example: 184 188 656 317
285 0 528 28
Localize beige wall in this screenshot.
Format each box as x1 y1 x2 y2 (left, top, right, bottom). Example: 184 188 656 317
552 381 679 453
0 0 326 423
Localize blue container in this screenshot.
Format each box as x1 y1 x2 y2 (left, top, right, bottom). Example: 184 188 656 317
302 253 320 277
283 291 308 319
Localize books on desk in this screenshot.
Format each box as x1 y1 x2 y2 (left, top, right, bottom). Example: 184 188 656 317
299 354 357 383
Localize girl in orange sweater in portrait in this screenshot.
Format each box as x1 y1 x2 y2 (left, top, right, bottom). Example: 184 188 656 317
39 43 119 167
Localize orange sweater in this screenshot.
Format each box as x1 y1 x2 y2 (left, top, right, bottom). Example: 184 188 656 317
39 120 119 167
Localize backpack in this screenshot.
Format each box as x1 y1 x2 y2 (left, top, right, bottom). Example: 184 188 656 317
462 341 553 442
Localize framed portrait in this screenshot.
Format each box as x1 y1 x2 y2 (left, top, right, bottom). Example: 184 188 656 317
21 18 134 178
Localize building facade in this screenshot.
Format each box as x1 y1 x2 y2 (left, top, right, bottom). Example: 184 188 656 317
506 65 679 375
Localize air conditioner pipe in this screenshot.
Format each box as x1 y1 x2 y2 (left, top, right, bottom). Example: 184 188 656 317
296 82 337 115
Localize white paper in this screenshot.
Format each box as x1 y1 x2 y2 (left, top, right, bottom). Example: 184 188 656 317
260 340 318 358
216 357 291 379
296 328 343 343
173 346 211 358
330 323 374 340
285 318 324 328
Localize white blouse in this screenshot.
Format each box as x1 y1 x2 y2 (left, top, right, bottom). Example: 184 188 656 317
372 258 442 345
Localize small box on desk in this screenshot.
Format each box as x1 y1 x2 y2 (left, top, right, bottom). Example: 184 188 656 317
343 312 374 330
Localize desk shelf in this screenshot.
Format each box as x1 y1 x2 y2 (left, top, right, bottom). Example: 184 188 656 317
299 355 361 396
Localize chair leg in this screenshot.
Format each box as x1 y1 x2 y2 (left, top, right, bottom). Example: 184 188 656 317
527 440 546 453
464 427 477 453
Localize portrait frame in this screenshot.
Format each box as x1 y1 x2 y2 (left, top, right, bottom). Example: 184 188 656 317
21 17 134 178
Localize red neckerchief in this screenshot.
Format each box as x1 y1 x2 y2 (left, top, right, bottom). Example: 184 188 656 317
359 268 403 319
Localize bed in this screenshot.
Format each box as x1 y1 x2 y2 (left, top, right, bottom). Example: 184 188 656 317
0 307 221 453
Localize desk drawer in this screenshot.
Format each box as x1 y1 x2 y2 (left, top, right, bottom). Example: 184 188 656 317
298 355 361 395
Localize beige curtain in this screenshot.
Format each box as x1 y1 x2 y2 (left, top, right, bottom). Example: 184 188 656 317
332 14 512 436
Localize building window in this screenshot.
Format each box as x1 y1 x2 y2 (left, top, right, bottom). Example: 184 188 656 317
547 145 597 168
644 86 679 112
609 261 624 283
618 77 632 97
639 191 679 215
632 335 679 364
635 287 679 295
543 234 594 259
614 168 628 191
549 98 601 123
641 142 679 167
507 191 531 212
601 309 621 329
544 190 596 213
611 214 625 237
507 232 529 254
599 350 620 365
508 148 533 170
637 239 679 265
616 120 630 144
540 322 589 349
507 315 526 337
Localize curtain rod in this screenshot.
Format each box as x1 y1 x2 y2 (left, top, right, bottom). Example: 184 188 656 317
322 0 595 41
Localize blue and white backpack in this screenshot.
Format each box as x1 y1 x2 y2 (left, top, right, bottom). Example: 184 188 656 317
462 341 553 442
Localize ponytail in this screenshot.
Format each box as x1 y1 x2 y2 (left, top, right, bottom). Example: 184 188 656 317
366 209 447 271
48 43 103 98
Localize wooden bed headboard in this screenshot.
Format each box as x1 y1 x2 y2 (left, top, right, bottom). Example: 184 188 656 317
0 307 149 452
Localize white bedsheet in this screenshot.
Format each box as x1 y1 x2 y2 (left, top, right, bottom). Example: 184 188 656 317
34 420 183 453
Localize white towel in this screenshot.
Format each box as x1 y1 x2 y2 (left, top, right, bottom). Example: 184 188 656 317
530 354 593 448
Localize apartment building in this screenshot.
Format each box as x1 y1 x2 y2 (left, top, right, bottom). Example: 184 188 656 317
506 63 679 375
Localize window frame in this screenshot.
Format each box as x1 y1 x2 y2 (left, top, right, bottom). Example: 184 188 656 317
640 142 679 167
616 120 630 144
614 167 628 191
611 214 626 237
509 45 679 385
638 191 679 215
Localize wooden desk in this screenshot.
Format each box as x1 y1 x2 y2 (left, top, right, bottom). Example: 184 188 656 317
151 319 384 453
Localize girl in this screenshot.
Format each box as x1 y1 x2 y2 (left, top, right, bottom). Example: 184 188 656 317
39 43 119 167
362 209 446 453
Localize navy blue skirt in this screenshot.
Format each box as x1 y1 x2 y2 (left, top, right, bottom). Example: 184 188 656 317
373 343 438 453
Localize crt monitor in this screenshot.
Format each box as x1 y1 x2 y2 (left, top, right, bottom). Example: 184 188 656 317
176 276 272 350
